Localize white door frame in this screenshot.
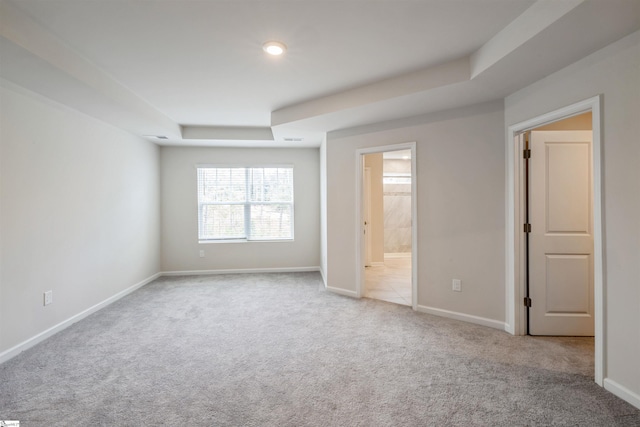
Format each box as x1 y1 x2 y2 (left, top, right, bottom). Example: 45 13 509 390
355 142 418 310
505 95 604 385
364 167 372 267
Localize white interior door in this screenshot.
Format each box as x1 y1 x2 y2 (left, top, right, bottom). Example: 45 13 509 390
529 130 594 336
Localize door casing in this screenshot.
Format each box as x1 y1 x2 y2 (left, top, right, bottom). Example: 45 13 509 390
355 142 417 310
506 95 604 385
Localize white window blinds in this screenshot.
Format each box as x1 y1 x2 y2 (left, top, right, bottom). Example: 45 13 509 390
197 166 294 241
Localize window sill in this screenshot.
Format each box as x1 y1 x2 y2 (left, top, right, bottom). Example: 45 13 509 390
198 239 294 244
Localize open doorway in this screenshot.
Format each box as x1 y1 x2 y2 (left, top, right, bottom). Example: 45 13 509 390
506 96 604 385
356 143 417 309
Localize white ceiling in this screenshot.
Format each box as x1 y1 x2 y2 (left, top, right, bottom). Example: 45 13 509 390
1 0 638 147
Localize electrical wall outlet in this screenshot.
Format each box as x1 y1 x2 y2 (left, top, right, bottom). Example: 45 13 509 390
44 290 53 306
452 279 461 292
199 250 205 258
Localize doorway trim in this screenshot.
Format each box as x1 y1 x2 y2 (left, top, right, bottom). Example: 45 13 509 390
355 142 418 310
505 95 604 385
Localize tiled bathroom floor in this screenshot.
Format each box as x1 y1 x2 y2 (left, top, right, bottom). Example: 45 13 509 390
364 256 412 306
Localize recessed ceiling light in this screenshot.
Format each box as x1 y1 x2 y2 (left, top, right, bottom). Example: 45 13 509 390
263 41 287 56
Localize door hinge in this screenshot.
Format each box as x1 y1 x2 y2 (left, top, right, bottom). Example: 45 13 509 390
523 149 531 159
524 223 531 233
524 297 532 307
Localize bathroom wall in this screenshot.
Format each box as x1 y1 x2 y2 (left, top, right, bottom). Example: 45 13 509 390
383 159 411 254
364 153 385 263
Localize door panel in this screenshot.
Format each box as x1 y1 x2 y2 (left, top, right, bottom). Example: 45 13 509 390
545 254 590 313
545 142 591 233
529 130 594 336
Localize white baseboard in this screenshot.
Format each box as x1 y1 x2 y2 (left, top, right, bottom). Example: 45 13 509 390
0 272 161 365
503 322 515 335
161 266 321 276
326 286 358 298
416 305 506 331
604 378 640 410
319 268 327 288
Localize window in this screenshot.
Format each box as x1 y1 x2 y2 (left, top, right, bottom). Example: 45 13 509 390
197 166 294 241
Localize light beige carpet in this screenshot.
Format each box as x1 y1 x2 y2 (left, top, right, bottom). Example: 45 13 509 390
1 272 638 426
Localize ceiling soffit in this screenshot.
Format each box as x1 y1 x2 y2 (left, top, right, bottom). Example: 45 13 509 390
1 0 638 146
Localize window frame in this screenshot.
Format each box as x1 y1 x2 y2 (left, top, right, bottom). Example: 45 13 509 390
196 164 295 243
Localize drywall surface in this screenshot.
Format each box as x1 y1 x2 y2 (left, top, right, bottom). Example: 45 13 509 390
505 31 640 404
160 147 320 272
326 101 505 322
0 85 160 354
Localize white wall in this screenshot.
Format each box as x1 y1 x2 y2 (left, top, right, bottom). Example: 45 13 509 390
326 101 505 322
505 31 640 407
160 146 320 273
0 84 161 356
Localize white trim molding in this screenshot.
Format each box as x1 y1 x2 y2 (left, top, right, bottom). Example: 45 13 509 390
326 286 358 298
416 305 506 331
0 272 161 365
505 95 604 386
319 267 328 288
161 266 321 276
604 379 640 410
